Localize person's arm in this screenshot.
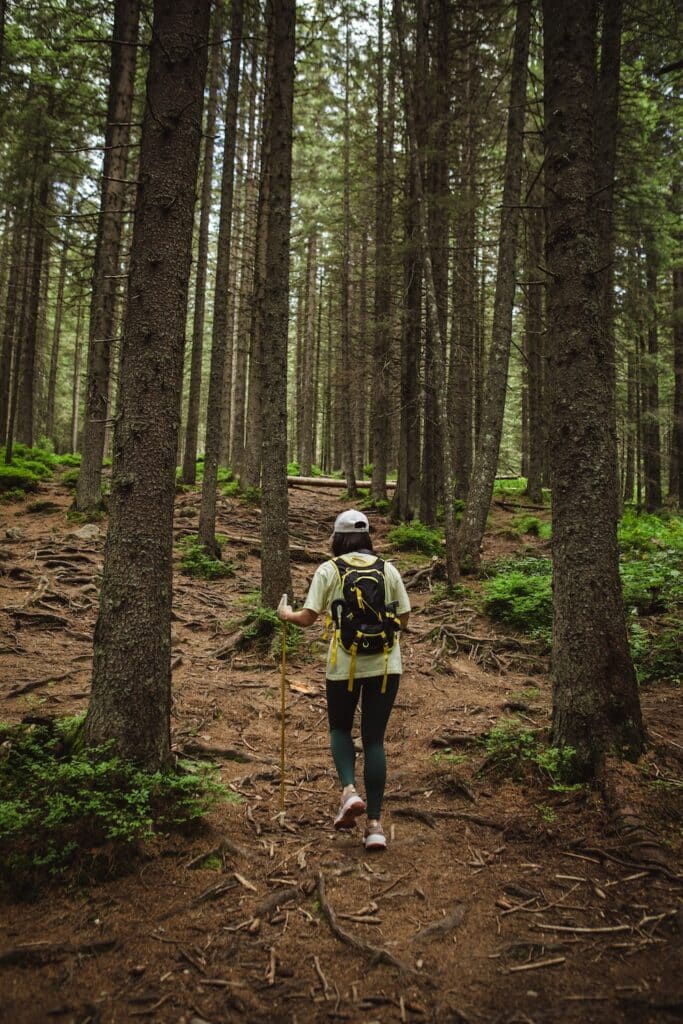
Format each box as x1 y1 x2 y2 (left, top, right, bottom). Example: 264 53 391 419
279 605 319 627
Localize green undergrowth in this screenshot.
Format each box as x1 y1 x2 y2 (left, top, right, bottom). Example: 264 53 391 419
387 520 443 556
481 510 682 683
178 533 234 579
481 718 580 790
0 715 231 898
221 479 261 503
236 593 303 659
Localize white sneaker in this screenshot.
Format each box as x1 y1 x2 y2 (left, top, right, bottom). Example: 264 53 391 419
363 821 387 850
333 790 366 830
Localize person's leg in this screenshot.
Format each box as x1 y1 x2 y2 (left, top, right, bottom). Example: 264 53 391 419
326 678 361 787
359 674 399 821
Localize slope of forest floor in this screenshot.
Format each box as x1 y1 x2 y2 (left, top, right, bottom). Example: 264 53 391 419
0 476 681 1024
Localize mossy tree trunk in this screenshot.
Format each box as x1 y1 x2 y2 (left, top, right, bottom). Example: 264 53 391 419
543 0 644 775
86 0 210 768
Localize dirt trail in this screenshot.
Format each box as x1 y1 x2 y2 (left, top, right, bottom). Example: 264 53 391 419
0 479 681 1024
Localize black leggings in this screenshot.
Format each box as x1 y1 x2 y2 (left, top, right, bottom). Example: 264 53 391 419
326 674 399 819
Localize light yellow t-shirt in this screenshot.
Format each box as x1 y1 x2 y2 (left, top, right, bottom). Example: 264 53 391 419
303 552 411 681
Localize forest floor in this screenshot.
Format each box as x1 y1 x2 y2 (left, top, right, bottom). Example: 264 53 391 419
0 476 681 1024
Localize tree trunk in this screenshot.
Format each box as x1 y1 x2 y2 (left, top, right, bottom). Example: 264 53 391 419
76 0 140 510
230 42 260 478
45 193 74 442
525 159 545 504
198 0 244 557
623 346 636 503
394 161 421 522
16 100 53 447
259 0 295 609
642 244 662 511
70 301 84 454
0 213 23 446
340 13 357 497
181 5 222 485
457 0 531 572
86 0 210 767
394 0 458 582
299 231 317 476
370 0 391 501
671 182 683 507
449 16 478 501
543 0 644 774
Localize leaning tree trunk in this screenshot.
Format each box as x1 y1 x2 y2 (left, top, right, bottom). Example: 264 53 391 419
198 0 244 558
457 0 531 572
85 0 210 767
76 0 140 511
543 0 644 774
259 0 295 609
0 213 23 446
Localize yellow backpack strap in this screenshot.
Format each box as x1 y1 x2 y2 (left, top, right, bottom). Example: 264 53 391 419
348 642 358 692
381 636 389 694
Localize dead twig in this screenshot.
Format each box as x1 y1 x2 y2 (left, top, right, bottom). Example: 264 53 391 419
315 870 414 974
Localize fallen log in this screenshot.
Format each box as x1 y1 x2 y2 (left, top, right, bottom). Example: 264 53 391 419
287 475 395 489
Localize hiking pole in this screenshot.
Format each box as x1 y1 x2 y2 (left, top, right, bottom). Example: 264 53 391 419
278 594 288 814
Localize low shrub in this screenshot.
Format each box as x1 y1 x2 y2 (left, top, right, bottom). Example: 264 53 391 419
387 520 443 556
509 514 551 540
482 570 553 634
0 463 40 495
482 718 578 787
629 619 683 685
0 716 231 896
178 534 233 580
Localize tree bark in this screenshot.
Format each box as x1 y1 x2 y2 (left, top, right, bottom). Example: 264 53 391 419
642 244 662 511
76 0 140 510
543 0 644 773
86 0 210 767
457 0 531 572
371 0 391 502
45 192 74 442
230 41 260 478
340 11 357 497
394 0 458 582
299 231 317 476
525 156 545 504
16 97 53 447
198 0 244 557
70 301 84 454
259 0 295 609
181 5 222 485
671 181 683 507
0 214 23 446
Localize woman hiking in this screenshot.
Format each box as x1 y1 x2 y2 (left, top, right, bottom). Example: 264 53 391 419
277 509 410 850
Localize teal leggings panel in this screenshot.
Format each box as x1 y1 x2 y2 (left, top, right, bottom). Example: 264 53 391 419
326 674 399 820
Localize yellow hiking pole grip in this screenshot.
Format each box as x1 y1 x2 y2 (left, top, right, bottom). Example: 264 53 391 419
280 609 287 813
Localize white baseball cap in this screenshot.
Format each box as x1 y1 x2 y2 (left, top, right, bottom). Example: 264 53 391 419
333 509 370 534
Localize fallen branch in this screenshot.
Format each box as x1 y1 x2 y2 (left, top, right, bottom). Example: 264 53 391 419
0 938 117 966
506 956 566 973
178 740 255 763
6 670 74 698
315 870 413 974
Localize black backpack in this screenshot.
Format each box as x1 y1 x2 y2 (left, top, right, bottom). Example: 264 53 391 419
330 556 401 669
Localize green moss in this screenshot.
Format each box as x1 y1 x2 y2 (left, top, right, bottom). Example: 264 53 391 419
178 534 234 580
387 520 443 556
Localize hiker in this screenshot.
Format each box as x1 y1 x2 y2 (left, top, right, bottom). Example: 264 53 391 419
277 509 410 850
